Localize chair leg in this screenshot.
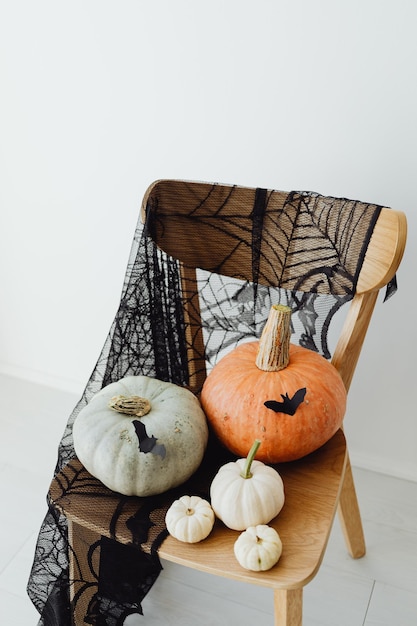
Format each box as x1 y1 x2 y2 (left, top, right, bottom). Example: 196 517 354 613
68 520 101 626
274 588 302 626
337 454 366 558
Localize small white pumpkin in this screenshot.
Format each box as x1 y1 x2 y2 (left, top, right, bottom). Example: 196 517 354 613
234 525 283 571
210 440 285 531
73 375 208 497
165 495 215 543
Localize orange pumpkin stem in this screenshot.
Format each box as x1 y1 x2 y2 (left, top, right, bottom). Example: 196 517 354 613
255 304 292 372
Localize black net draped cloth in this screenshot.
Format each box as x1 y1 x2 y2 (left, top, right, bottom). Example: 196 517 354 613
27 183 395 625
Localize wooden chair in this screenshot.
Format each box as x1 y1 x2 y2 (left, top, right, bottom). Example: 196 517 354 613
49 180 407 625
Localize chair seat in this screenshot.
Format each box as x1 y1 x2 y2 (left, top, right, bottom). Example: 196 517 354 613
49 429 347 592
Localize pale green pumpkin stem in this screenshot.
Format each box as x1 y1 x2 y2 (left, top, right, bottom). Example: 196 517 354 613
108 395 151 417
241 439 261 479
255 304 292 372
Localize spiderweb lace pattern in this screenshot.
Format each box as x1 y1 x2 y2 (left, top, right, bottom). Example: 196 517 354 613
27 181 392 625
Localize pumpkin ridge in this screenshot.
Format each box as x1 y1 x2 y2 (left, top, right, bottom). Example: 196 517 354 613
73 375 208 497
201 306 346 463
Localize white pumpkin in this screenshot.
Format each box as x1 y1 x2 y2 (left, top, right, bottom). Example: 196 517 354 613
234 525 283 571
73 375 208 497
165 495 215 543
210 440 285 531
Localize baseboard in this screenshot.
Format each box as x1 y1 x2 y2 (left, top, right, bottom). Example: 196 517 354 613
350 451 417 484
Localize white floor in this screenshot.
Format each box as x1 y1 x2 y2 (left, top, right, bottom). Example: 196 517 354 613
0 373 416 625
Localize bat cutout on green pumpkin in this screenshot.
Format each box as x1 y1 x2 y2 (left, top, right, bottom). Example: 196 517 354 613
133 420 166 458
264 387 307 415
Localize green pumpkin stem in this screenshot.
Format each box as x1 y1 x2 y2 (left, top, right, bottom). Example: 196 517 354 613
256 304 292 372
240 439 261 479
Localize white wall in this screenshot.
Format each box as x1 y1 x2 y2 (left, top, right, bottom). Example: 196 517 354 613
1 1 416 480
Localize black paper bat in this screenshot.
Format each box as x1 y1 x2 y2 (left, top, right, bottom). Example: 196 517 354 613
264 387 307 416
132 420 166 458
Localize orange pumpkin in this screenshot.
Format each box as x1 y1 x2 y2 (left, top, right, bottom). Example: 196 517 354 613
200 305 347 463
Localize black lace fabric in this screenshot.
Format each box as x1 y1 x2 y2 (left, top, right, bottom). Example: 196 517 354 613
27 182 394 625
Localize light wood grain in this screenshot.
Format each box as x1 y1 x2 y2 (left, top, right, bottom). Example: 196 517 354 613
50 430 347 592
141 180 407 297
356 208 407 293
274 588 303 626
331 291 379 393
337 456 366 559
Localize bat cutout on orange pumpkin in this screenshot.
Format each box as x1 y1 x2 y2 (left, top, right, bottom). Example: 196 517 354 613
264 387 307 416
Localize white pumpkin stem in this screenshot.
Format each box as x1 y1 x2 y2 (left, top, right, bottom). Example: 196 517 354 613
255 304 292 372
108 395 151 417
241 439 261 479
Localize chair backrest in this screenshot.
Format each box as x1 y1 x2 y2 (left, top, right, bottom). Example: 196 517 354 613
141 179 407 394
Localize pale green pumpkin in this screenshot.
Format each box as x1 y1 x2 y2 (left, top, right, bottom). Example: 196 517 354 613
73 375 208 497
